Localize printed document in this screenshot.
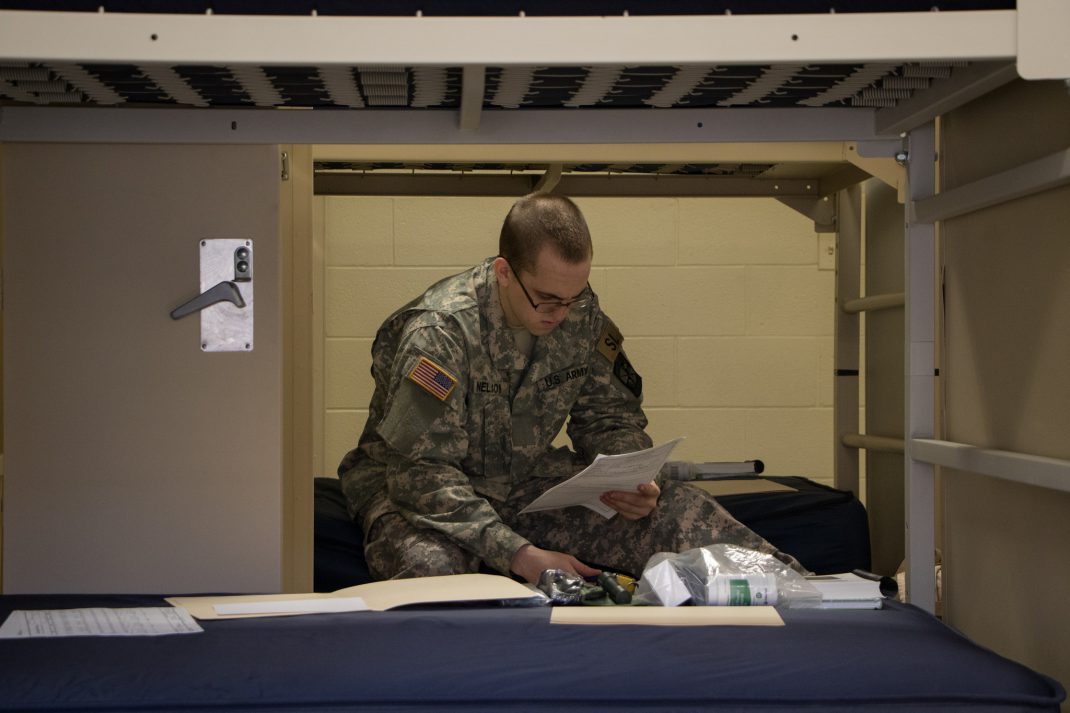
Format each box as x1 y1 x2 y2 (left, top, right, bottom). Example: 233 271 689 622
0 607 203 638
520 438 683 518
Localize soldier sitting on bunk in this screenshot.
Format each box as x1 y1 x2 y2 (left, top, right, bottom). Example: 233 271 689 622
337 192 803 583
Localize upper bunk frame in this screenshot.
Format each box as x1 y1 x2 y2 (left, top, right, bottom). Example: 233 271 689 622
2 3 1069 613
0 5 1051 146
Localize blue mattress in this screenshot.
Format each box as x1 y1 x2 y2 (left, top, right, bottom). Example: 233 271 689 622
313 475 871 592
0 593 1063 712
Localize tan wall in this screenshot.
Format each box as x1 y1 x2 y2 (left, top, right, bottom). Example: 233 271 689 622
940 79 1070 701
317 194 836 484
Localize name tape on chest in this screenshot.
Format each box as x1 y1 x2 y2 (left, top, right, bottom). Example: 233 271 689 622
536 365 590 392
408 356 458 401
472 381 505 394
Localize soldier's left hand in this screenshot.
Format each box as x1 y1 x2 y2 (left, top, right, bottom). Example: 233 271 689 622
600 480 660 520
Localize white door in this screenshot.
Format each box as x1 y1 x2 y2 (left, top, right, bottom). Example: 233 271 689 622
3 143 283 593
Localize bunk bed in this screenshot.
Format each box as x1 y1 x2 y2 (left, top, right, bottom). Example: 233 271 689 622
1 2 1068 711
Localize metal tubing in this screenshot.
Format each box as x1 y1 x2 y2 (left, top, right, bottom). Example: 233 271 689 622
911 439 1070 495
903 122 937 614
843 292 905 314
843 433 906 453
833 185 862 497
913 147 1070 224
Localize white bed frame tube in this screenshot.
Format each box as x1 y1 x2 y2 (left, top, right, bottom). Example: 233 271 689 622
0 106 886 145
904 123 938 614
843 293 904 314
913 147 1070 223
912 440 1070 494
0 10 1017 66
843 433 906 454
833 186 862 498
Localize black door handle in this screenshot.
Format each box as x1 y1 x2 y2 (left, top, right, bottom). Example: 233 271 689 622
170 280 246 320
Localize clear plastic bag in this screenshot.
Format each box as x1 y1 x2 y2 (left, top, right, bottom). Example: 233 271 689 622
634 544 822 608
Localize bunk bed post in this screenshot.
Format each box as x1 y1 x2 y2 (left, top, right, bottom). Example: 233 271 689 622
903 122 937 614
833 185 861 498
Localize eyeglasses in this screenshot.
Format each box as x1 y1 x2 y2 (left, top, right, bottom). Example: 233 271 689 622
504 259 592 315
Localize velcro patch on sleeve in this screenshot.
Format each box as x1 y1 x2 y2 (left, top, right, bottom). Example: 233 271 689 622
613 352 643 398
596 319 624 362
408 356 458 401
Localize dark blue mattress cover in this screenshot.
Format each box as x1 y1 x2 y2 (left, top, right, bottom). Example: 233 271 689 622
0 594 1063 712
313 475 871 592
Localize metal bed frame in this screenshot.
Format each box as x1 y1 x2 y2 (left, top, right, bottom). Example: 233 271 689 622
2 3 1069 613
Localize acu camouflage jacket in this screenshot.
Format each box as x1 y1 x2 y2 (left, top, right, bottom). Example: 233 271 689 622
338 258 652 574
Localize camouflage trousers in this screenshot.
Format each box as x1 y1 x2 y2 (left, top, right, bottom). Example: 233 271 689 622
361 475 806 581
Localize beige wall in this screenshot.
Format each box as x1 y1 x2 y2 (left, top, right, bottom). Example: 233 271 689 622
940 80 1070 701
317 194 837 484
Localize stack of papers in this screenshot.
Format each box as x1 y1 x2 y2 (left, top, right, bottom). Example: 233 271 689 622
519 439 682 518
807 572 888 609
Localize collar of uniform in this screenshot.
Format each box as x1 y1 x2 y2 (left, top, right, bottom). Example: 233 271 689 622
475 258 518 373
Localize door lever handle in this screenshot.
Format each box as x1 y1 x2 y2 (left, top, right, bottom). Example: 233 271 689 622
170 280 246 320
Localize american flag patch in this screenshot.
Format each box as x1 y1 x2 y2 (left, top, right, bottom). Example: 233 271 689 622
408 356 458 401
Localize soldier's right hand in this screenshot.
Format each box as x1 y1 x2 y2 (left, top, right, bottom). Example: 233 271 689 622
510 544 601 584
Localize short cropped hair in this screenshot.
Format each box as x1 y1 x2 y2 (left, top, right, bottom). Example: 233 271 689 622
498 193 593 275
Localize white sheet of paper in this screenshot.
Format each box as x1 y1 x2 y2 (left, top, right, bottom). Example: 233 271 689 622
519 438 683 518
0 607 203 638
214 596 369 616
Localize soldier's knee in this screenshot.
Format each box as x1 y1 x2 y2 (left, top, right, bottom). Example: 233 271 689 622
367 529 478 580
391 553 473 580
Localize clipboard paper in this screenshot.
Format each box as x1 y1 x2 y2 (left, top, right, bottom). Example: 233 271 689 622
520 439 683 518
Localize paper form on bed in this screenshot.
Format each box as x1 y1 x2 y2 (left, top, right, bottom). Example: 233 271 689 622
551 605 784 627
166 573 545 620
519 438 683 518
0 607 203 638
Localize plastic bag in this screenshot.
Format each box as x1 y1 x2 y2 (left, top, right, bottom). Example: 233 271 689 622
633 544 822 608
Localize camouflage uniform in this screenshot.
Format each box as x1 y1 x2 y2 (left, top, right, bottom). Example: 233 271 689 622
338 258 802 579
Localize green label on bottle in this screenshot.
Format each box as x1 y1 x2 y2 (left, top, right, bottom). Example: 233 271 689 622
728 579 751 605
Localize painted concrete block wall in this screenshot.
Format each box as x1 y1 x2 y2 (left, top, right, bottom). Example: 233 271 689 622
319 195 837 484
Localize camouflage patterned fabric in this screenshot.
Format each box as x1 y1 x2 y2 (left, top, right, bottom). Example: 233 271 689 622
339 257 803 579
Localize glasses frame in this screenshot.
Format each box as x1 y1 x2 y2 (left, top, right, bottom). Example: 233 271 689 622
503 258 592 315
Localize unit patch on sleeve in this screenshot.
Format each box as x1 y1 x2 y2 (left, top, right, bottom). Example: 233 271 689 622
596 319 624 363
613 352 643 398
408 356 458 401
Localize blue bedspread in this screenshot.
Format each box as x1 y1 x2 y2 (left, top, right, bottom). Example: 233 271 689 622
0 594 1063 712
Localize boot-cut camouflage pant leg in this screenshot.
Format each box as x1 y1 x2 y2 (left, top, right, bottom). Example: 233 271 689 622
360 475 807 581
497 477 808 578
360 491 482 580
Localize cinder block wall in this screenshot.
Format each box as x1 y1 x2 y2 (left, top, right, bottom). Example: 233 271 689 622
318 195 837 484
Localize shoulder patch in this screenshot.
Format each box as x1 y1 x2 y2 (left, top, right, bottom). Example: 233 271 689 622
408 356 458 401
596 319 624 363
613 352 643 398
